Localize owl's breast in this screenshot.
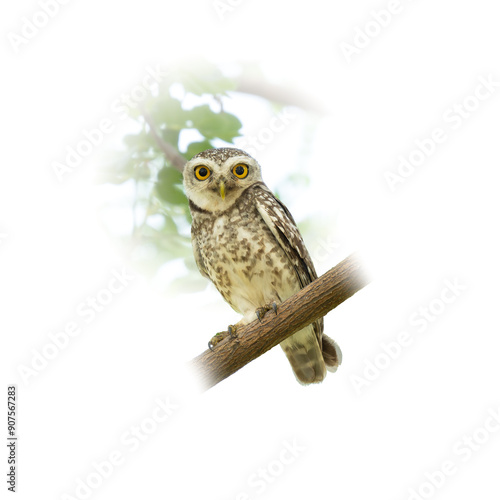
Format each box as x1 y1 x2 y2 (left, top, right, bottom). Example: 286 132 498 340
193 206 299 315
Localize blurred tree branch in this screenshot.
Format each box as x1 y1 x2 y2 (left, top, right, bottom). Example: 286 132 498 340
189 253 370 391
142 108 186 172
235 77 324 115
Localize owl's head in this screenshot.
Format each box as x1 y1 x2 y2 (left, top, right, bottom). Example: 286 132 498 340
183 147 263 212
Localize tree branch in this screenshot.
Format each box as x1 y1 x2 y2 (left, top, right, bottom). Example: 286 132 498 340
141 109 186 173
234 77 325 115
189 252 370 391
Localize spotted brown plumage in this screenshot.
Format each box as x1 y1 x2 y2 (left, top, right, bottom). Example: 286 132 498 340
183 148 341 384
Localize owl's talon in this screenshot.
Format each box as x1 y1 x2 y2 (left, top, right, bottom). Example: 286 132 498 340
208 331 229 350
255 302 279 322
228 324 238 338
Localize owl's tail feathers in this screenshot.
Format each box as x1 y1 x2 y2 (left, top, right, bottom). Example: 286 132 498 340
322 334 342 373
281 332 327 385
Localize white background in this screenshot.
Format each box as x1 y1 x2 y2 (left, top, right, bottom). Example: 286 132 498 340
2 1 500 499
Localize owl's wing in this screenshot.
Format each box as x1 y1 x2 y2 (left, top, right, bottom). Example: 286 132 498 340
254 184 317 287
253 183 324 339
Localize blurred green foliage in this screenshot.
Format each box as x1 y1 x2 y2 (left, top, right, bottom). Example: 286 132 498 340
97 62 318 293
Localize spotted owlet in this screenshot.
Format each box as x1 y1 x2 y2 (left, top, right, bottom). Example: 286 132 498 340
183 147 341 384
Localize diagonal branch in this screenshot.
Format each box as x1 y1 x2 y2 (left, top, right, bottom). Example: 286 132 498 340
189 252 370 391
141 109 186 172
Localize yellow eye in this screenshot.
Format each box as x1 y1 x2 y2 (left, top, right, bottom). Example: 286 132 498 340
195 165 211 181
232 164 248 179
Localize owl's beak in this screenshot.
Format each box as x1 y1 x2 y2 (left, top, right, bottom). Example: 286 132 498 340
219 181 226 200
